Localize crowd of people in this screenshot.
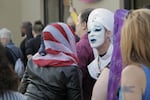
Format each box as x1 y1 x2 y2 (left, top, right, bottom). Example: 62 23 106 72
0 3 150 100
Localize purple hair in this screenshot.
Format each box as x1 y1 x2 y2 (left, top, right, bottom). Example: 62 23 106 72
107 9 129 100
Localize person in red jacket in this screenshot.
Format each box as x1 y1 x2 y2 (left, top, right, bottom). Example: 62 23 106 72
76 8 95 100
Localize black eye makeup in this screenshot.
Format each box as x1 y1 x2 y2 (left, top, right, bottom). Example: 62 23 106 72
87 31 91 34
94 28 102 32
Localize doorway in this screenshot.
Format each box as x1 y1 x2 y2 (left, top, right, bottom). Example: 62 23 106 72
124 0 150 9
44 0 70 25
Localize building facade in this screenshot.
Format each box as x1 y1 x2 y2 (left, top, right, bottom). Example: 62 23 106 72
0 0 149 45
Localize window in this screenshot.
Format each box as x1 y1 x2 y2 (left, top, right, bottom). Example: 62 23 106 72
124 0 150 9
44 0 69 25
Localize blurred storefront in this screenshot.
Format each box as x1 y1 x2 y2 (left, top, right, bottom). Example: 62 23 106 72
44 0 121 25
0 0 150 45
44 0 150 25
124 0 150 9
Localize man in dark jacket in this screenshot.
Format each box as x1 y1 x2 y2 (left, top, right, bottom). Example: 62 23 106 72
20 21 33 66
25 21 44 59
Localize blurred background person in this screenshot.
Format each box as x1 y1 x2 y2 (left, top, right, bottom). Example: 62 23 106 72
0 43 26 100
20 21 33 66
25 20 44 59
75 8 95 100
66 16 80 42
66 16 75 30
0 28 24 79
75 8 94 38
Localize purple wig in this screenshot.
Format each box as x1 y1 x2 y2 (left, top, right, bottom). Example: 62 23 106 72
107 9 129 100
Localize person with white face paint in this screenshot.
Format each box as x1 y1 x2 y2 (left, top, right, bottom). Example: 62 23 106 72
88 24 105 47
87 8 114 80
87 8 114 100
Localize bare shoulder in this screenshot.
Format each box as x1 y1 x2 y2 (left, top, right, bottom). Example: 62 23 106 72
121 64 146 94
122 64 144 78
122 64 145 85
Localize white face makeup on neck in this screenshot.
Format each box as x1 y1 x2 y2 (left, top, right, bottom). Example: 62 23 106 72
88 21 105 48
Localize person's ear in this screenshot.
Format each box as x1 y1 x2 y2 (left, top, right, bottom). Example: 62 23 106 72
81 22 87 30
106 31 112 38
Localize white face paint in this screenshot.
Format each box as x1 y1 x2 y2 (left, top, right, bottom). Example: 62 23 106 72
88 21 105 48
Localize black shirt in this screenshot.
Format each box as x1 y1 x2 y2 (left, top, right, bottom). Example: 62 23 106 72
25 34 41 56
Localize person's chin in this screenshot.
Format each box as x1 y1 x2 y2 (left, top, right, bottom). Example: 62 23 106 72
90 44 99 48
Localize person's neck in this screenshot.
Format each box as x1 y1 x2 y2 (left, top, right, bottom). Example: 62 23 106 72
79 29 87 38
34 33 41 38
97 39 110 56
